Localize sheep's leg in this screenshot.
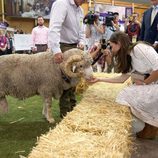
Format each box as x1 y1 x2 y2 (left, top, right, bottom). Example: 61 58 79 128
42 102 47 116
0 97 8 113
43 97 55 124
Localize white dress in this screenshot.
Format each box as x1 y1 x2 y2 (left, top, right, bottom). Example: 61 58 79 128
116 43 158 127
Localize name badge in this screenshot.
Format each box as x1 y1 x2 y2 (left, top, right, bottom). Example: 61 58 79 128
132 35 137 43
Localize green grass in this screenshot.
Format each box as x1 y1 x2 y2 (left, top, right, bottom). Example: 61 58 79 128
0 95 82 158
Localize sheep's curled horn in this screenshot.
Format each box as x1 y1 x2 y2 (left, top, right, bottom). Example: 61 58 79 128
64 54 84 78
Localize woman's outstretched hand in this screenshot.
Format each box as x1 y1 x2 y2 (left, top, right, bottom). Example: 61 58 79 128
87 77 100 83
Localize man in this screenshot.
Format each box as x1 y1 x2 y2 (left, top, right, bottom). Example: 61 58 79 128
139 0 158 51
31 16 49 53
125 13 141 43
48 0 85 118
111 12 120 32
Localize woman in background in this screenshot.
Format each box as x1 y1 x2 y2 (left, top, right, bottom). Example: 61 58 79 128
85 14 105 49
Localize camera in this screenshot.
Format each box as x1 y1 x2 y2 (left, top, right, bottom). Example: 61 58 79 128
105 16 114 27
105 12 114 27
83 11 98 25
92 39 111 65
100 39 111 50
105 12 119 27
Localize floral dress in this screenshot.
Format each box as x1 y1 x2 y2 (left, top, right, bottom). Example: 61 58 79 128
116 43 158 127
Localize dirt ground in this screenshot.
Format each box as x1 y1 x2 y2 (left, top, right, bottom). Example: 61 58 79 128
131 138 158 158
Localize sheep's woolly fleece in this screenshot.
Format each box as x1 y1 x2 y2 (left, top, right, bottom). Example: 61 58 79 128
28 73 133 158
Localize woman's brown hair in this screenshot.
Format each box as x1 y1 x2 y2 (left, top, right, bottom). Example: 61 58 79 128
109 31 132 73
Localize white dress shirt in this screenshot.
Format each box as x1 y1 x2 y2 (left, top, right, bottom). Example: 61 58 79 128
48 0 85 54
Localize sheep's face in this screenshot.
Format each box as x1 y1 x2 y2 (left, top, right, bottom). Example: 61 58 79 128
73 54 93 80
62 49 93 79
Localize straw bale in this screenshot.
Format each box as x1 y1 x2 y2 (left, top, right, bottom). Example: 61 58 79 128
28 73 133 158
29 127 132 158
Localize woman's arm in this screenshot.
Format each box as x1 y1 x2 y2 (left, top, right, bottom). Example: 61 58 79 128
90 43 101 59
144 70 158 84
90 73 130 84
99 73 130 83
85 25 91 38
94 22 105 34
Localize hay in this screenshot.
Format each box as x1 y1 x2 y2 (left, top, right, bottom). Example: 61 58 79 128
28 73 133 158
75 77 89 94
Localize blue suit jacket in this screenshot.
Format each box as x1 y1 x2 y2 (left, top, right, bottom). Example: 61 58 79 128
139 7 158 44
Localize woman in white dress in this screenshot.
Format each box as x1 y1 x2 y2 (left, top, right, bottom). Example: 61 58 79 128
89 31 158 139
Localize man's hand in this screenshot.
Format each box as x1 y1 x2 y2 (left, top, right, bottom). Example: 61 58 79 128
111 21 120 31
153 43 158 49
0 47 6 52
54 53 63 64
31 47 37 53
77 43 84 50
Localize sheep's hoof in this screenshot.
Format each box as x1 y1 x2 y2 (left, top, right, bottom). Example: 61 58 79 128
47 118 55 124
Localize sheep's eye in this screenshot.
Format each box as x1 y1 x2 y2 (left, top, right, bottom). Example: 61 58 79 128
80 65 83 68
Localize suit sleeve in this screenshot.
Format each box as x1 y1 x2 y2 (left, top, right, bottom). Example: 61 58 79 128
155 33 158 43
139 12 145 41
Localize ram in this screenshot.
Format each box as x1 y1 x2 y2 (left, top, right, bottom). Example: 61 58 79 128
0 48 93 123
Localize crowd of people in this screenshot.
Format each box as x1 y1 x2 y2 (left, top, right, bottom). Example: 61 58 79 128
0 0 158 139
47 0 158 140
0 22 14 55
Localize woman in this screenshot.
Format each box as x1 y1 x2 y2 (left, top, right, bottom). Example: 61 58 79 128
85 14 105 49
85 14 105 72
90 31 158 139
0 29 8 55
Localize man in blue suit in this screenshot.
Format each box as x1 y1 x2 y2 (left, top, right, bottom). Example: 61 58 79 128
139 0 158 51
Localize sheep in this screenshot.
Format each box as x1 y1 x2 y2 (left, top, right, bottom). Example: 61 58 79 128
0 48 93 123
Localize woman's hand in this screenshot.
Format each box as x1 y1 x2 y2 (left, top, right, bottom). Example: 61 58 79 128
134 79 145 85
102 49 112 64
87 77 100 83
95 42 101 51
102 49 111 56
